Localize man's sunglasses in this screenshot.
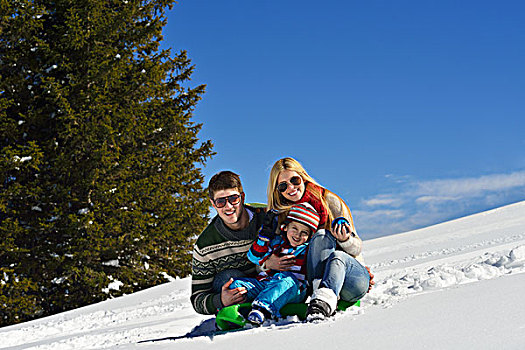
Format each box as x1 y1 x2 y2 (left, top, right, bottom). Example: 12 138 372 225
213 193 242 208
277 176 302 193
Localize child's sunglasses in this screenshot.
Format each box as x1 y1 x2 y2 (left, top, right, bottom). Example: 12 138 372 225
277 176 302 193
213 193 242 208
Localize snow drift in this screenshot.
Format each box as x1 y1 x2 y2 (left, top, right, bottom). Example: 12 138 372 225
1 201 525 350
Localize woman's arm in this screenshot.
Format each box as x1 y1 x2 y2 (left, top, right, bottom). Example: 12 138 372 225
325 190 363 258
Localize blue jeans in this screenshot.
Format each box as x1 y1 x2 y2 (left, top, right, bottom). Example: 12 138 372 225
230 271 306 317
307 229 369 303
212 269 248 293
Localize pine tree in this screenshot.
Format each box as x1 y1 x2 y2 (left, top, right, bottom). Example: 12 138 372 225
0 0 213 326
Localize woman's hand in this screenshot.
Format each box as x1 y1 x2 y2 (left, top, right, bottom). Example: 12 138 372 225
331 222 353 242
264 254 296 271
365 266 375 293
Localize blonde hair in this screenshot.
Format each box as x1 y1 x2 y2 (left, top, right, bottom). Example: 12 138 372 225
267 157 334 228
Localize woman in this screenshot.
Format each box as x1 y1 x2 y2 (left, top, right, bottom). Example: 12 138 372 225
267 157 373 319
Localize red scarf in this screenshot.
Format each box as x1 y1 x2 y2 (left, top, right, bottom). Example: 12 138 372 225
295 183 328 229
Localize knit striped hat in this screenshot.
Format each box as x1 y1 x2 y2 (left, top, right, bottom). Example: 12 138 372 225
286 202 320 232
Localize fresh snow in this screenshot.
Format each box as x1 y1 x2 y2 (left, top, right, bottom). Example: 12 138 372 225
1 201 525 350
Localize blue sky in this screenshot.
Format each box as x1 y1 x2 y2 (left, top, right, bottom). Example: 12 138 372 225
164 1 525 239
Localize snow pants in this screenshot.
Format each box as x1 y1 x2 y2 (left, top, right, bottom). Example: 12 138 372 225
229 271 306 317
212 269 247 293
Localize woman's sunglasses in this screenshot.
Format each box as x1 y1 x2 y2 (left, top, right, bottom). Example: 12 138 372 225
277 176 302 193
213 193 242 208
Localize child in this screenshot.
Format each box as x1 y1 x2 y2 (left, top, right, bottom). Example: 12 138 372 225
228 202 321 325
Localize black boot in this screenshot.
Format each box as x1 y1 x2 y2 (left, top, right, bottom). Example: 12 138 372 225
306 298 333 320
306 287 337 321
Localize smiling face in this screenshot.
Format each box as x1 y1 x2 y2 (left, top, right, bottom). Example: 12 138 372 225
277 169 306 203
210 188 246 230
284 220 312 247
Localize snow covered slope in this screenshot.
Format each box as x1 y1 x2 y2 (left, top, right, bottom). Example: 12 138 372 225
1 201 525 350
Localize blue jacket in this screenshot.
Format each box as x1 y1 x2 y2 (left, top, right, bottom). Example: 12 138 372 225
247 234 309 286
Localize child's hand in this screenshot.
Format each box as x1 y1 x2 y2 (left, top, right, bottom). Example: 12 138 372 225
259 209 279 241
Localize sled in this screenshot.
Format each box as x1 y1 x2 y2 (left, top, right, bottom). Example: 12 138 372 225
215 299 361 331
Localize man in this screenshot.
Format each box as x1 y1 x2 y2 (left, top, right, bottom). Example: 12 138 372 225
190 171 266 315
191 171 312 315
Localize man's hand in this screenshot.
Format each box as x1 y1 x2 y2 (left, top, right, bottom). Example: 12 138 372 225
264 254 296 271
220 278 247 307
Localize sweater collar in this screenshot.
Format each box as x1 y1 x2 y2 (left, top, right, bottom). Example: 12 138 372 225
214 206 261 241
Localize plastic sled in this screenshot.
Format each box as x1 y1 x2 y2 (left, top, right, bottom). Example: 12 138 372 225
216 299 360 331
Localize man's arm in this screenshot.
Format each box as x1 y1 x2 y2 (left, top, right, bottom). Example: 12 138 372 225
190 253 222 315
191 237 256 314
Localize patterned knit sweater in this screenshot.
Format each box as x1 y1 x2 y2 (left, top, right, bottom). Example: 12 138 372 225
191 205 266 315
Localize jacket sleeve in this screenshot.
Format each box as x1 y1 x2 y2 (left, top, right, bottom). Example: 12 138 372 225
247 235 279 266
325 190 363 259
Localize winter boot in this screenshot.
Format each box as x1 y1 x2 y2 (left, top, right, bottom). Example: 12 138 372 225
306 299 332 320
306 287 338 321
247 307 271 326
